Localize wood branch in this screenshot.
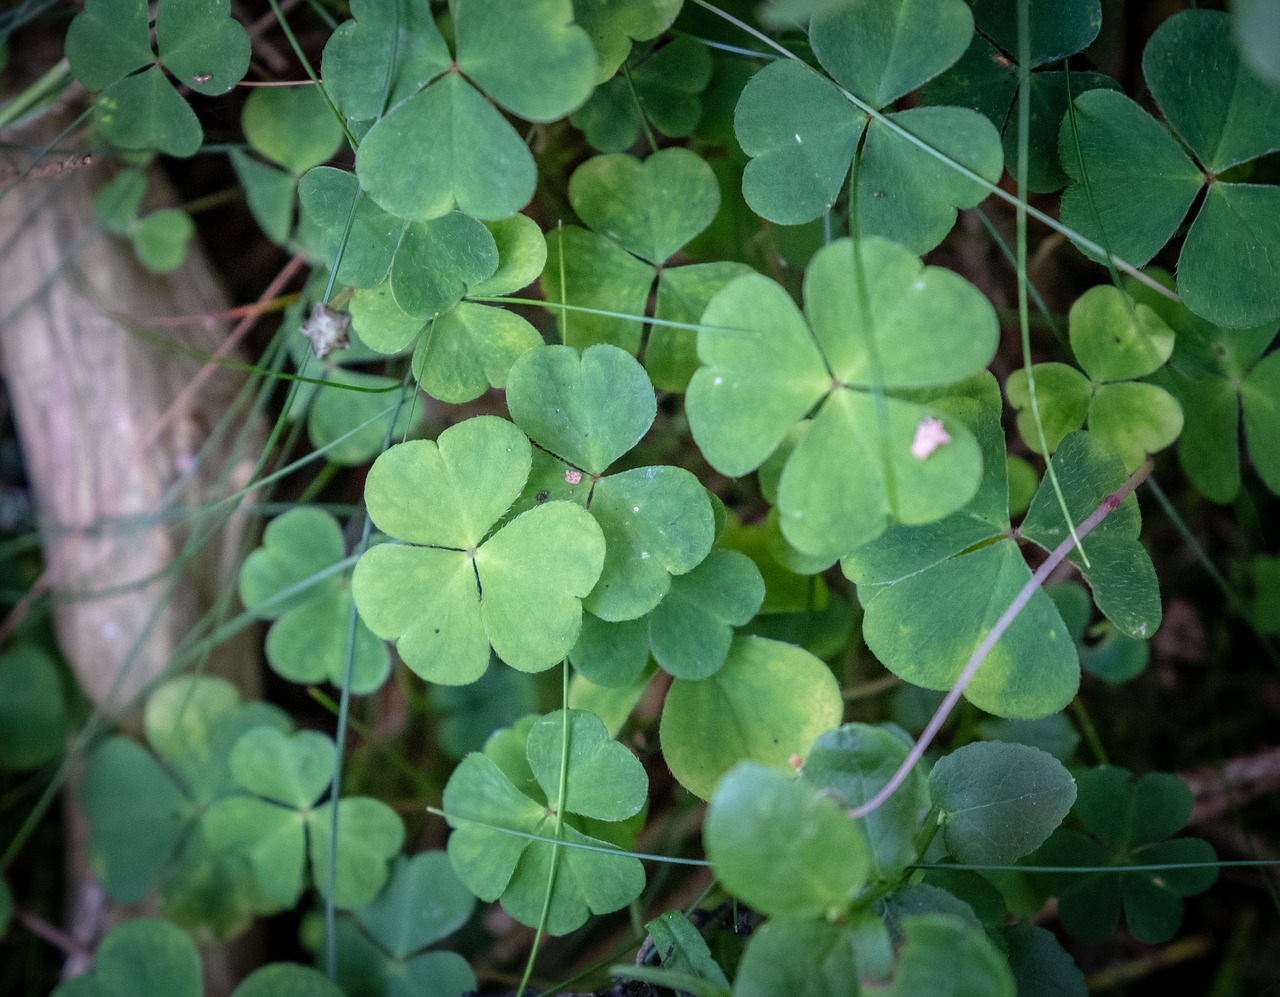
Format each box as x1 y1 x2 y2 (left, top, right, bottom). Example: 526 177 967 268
1182 746 1280 826
0 90 268 991
0 154 264 718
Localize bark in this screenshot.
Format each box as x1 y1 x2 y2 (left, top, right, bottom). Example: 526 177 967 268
0 155 263 713
1 82 267 991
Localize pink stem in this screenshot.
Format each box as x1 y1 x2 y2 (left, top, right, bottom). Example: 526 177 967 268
847 459 1152 821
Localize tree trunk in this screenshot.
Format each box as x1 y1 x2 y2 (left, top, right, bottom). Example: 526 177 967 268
1 84 267 992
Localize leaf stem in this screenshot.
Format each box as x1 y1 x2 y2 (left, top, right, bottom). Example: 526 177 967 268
515 664 573 997
847 458 1153 821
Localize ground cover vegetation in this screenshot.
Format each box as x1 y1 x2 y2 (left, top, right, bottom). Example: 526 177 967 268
1 0 1279 994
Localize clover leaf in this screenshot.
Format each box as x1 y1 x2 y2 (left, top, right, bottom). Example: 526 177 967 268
0 642 69 770
92 168 194 273
204 726 405 911
1034 766 1218 943
321 0 452 123
929 741 1076 865
330 852 476 997
705 762 871 918
570 548 765 685
688 237 997 559
352 416 606 683
49 919 201 997
1021 432 1161 641
856 413 1158 719
65 0 250 156
734 6 1003 242
1132 272 1280 501
506 344 716 621
801 723 928 883
660 635 843 800
845 379 1074 719
79 677 291 935
349 0 594 223
334 213 543 404
442 709 648 935
1060 10 1280 328
232 85 345 245
571 36 713 152
1006 285 1184 470
571 0 683 83
1051 580 1150 684
233 965 344 997
919 0 1110 192
239 508 389 695
884 915 1015 997
541 148 750 389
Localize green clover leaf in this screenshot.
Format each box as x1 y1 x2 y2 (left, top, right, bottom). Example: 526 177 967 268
809 0 974 110
507 345 715 620
1034 766 1218 943
352 417 606 683
570 0 683 83
1133 272 1280 501
929 741 1077 864
66 0 249 156
884 915 1015 997
205 726 404 911
321 0 452 123
1021 432 1162 641
919 0 1109 192
0 643 69 770
734 3 1003 239
1060 10 1280 327
688 237 997 558
297 167 404 289
232 85 344 244
846 381 1077 719
93 169 194 273
507 343 657 474
79 677 291 934
1007 285 1184 470
705 762 871 918
801 723 928 883
570 548 766 684
238 508 389 695
344 214 544 404
50 920 201 997
351 0 594 222
330 852 477 997
854 106 1003 255
542 147 749 389
660 635 844 800
357 75 538 223
735 60 866 225
571 36 713 152
442 710 647 935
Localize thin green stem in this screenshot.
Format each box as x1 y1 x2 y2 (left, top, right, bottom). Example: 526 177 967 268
324 372 415 979
621 60 660 155
265 0 359 150
1070 698 1110 766
0 57 71 132
1013 7 1089 568
515 662 573 997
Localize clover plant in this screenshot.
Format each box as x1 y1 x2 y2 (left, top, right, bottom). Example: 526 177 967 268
5 0 1276 993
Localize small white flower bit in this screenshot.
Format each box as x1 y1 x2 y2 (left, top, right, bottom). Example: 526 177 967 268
564 469 583 485
911 417 951 460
